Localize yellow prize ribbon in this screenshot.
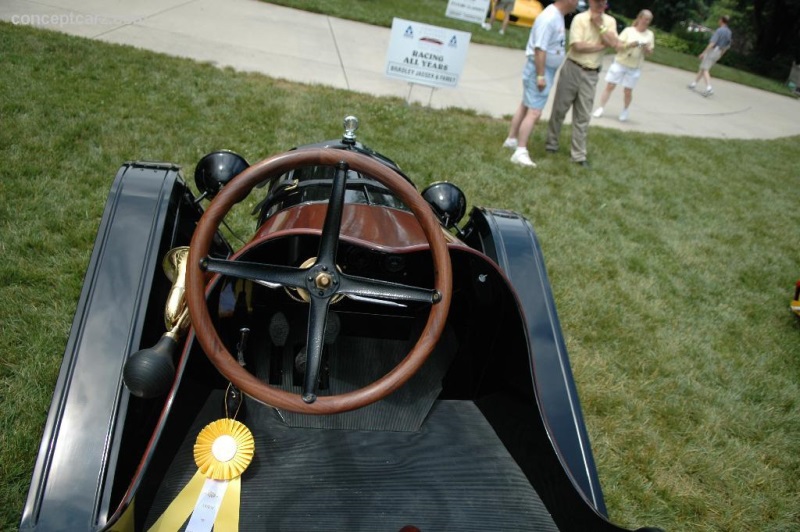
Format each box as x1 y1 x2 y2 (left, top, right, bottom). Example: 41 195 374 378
149 419 254 532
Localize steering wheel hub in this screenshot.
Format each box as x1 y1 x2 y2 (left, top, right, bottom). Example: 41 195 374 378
314 271 333 290
284 257 345 303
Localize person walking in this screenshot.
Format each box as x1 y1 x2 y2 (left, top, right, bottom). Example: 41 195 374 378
592 9 654 122
483 0 515 35
545 0 620 167
503 0 578 167
688 15 732 97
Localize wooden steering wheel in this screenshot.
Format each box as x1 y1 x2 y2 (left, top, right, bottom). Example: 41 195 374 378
186 148 452 415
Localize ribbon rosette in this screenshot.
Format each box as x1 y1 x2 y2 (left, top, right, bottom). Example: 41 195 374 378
194 418 255 480
149 419 254 532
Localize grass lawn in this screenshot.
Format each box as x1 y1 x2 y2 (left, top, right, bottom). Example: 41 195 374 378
1 20 799 531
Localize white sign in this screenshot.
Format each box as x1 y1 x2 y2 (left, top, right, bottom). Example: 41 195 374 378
385 18 472 89
445 0 491 25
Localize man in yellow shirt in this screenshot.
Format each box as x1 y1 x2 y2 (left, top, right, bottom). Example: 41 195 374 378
592 10 655 122
545 0 620 167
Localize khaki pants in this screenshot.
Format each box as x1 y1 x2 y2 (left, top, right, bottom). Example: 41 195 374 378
545 59 599 163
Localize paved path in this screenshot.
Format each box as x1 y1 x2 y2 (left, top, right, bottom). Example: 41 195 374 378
3 0 799 139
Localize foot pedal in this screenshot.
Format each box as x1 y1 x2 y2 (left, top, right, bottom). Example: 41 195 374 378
324 311 341 345
268 313 289 385
269 312 290 346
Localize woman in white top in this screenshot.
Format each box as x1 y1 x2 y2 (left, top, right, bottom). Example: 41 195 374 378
591 9 654 122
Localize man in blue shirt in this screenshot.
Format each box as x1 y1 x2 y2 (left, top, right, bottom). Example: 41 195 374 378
688 15 733 97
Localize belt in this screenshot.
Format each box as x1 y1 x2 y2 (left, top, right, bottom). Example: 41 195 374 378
569 58 600 73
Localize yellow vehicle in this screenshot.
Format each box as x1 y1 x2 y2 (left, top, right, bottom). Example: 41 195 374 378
495 0 544 28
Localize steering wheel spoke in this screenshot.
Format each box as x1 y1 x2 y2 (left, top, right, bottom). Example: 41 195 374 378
339 273 440 305
202 256 308 289
301 298 332 403
316 162 348 266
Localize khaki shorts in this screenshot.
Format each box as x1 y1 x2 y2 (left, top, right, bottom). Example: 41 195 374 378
700 47 723 71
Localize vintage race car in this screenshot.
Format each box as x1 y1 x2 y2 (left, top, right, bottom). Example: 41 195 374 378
20 117 661 531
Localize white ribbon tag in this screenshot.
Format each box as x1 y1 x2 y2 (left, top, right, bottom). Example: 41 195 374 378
186 478 230 532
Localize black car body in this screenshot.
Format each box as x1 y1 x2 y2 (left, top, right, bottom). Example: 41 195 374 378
20 117 659 531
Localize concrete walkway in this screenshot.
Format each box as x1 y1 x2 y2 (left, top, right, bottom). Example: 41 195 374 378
3 0 799 139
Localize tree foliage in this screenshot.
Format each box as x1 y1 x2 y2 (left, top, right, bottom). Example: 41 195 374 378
735 0 800 62
607 0 711 30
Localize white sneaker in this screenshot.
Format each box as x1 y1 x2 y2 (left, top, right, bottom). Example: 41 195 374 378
502 138 518 149
619 108 629 122
510 148 537 168
498 29 505 35
592 107 604 118
482 22 491 30
702 87 714 97
687 82 697 90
